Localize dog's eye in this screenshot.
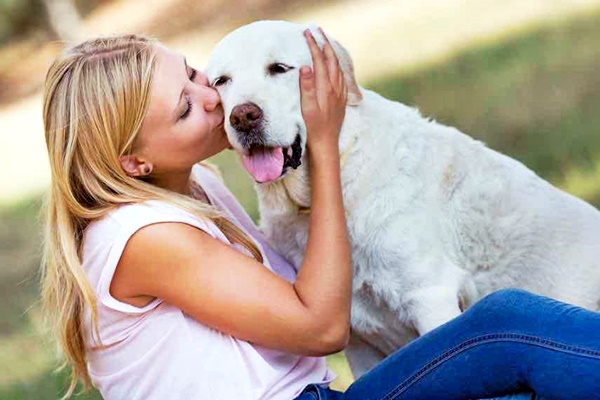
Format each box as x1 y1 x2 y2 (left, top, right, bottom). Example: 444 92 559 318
267 63 293 75
212 76 230 87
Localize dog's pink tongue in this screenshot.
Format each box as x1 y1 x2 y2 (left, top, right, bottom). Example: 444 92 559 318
241 147 284 183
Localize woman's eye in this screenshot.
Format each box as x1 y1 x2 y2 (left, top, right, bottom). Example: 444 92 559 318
180 97 193 120
189 68 197 81
212 76 230 87
267 63 293 75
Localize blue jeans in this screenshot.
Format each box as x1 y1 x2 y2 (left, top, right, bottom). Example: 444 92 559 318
294 289 600 400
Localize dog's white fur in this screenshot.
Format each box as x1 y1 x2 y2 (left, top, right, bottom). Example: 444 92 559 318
206 21 600 377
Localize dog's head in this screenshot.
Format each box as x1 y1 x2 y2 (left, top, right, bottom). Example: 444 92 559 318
205 20 362 183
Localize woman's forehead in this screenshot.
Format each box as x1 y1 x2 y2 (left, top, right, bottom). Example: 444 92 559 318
155 44 183 70
153 45 186 88
145 46 186 120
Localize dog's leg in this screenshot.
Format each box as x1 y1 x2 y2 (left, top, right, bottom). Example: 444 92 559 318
345 331 387 378
404 285 463 335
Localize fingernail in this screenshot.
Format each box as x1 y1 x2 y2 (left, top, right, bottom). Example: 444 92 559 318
301 66 312 77
304 29 312 37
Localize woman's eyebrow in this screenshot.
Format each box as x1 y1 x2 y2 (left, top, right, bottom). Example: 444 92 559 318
173 57 189 120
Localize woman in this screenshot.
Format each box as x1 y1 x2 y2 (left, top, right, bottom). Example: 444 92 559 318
41 32 600 400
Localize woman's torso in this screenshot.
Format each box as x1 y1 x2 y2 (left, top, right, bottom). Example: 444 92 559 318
81 164 334 400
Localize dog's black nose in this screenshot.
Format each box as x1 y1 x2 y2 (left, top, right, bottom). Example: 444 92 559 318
230 102 263 132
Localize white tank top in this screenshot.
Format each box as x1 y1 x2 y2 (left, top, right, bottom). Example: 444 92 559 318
81 164 335 400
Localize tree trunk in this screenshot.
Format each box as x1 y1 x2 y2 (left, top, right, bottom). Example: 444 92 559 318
42 0 85 42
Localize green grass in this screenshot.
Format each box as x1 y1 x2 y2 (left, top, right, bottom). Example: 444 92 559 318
0 367 103 400
0 197 43 336
2 9 600 398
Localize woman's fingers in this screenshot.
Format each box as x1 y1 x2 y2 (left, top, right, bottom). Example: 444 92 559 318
302 27 346 113
318 27 342 89
304 29 330 103
299 66 317 118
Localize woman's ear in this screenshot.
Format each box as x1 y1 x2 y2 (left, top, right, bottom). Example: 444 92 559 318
119 155 153 177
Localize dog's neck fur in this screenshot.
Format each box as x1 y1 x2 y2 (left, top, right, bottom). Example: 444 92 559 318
283 134 360 215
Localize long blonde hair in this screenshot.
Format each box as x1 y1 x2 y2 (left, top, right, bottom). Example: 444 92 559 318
41 34 262 398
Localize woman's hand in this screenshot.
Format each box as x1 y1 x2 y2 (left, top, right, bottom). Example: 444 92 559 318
300 28 348 155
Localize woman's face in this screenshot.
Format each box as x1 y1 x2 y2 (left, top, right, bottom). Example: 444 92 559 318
128 44 227 180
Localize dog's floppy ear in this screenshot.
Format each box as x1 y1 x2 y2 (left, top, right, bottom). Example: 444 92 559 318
306 24 363 106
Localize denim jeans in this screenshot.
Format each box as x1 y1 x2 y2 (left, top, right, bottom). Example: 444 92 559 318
294 289 600 400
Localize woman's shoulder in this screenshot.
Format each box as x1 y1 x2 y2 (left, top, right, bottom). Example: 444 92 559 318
80 200 221 313
85 200 185 235
107 200 194 226
83 200 218 257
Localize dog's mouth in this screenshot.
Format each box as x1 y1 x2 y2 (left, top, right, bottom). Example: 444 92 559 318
240 134 302 183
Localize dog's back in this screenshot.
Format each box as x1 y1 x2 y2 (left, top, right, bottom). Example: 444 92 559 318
342 88 600 312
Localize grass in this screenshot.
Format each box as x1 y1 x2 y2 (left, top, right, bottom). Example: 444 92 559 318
0 367 103 400
0 197 43 336
2 9 600 399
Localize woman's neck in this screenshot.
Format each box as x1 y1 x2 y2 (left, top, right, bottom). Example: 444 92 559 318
149 169 192 196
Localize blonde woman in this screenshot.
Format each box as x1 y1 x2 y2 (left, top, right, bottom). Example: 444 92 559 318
41 32 600 400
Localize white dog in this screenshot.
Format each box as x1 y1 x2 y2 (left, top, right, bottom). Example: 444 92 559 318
205 20 600 377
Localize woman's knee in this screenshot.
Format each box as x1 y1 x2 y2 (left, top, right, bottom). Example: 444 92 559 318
478 288 534 307
466 288 537 323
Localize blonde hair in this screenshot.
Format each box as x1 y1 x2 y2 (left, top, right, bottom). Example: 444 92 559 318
41 34 262 398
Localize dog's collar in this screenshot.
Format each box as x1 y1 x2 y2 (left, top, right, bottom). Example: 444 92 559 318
291 135 359 215
297 205 311 215
339 135 358 169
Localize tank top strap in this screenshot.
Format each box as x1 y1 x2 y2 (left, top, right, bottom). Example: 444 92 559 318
192 164 297 282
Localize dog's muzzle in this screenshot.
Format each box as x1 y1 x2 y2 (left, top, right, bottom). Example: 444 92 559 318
230 102 265 149
229 102 303 183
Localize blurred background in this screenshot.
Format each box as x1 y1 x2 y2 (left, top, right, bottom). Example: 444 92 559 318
1 0 600 398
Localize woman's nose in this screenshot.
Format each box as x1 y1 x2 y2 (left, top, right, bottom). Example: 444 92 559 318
199 85 221 112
